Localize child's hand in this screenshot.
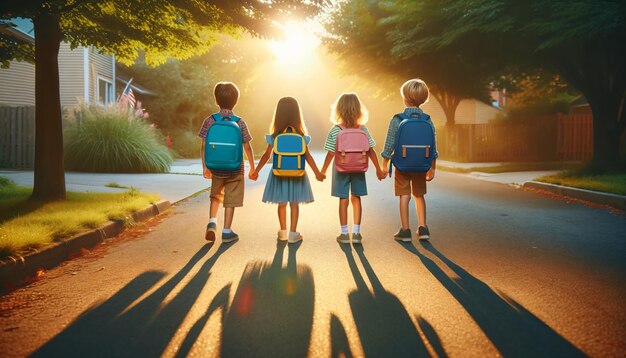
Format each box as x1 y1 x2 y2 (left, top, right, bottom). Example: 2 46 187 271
203 167 212 179
376 169 383 180
426 168 435 181
379 167 389 179
249 170 259 181
316 172 326 182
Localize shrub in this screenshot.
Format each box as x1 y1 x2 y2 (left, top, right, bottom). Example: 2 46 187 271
169 129 202 158
64 104 173 173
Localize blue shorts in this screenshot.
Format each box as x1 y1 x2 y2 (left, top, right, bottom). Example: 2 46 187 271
331 167 368 198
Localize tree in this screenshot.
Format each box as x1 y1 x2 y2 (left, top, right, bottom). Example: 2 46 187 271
0 0 323 201
351 0 626 169
323 1 495 126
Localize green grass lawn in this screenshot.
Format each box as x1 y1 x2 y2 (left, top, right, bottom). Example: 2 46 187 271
439 162 579 174
0 177 158 258
536 172 626 196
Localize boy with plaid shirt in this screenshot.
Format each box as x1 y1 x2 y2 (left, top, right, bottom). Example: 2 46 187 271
199 82 255 243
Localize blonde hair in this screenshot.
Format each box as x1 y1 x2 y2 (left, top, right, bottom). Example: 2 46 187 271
401 79 429 107
270 97 307 137
330 92 369 127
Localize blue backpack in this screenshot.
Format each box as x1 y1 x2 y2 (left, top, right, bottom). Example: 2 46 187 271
272 126 306 177
204 113 243 171
391 112 435 173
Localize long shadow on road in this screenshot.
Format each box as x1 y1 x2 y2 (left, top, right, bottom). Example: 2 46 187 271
192 240 315 357
400 241 586 358
33 242 234 357
340 243 445 357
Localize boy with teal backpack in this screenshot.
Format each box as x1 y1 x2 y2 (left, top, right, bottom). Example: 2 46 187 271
199 82 255 243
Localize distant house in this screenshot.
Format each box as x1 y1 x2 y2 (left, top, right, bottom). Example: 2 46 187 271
0 18 117 108
421 98 501 126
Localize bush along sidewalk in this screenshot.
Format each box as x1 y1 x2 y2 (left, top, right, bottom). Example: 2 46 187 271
64 103 173 173
0 177 170 291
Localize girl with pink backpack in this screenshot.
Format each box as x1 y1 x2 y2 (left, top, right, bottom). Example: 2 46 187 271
320 93 384 244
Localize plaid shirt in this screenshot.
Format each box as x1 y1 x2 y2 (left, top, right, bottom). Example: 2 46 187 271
381 107 439 160
198 109 252 177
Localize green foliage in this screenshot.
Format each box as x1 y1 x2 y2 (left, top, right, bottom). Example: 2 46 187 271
0 0 325 66
64 104 173 173
169 129 201 159
122 36 274 131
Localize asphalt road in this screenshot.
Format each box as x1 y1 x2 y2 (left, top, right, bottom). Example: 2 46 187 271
0 167 624 357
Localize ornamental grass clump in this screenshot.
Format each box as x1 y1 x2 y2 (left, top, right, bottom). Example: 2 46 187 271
64 104 173 173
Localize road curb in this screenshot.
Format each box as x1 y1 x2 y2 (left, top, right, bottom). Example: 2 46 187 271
0 200 171 291
523 181 626 210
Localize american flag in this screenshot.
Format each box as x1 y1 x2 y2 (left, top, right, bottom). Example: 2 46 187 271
122 86 136 109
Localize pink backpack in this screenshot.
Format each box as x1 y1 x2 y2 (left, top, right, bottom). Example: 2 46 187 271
334 125 370 173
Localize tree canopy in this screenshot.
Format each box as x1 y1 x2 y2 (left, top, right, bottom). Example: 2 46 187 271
0 0 325 200
324 0 626 167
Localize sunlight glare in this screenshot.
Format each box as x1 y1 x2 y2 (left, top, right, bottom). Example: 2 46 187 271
268 21 320 66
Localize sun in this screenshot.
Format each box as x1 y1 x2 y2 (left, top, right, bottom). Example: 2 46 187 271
267 21 321 66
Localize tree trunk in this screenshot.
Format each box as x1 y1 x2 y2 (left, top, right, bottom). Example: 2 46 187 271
433 90 462 126
586 93 623 170
31 12 66 201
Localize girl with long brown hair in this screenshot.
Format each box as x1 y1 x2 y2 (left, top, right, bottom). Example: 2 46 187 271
250 96 325 243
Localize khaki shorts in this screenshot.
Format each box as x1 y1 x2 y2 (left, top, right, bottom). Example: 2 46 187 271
210 174 244 208
394 170 427 197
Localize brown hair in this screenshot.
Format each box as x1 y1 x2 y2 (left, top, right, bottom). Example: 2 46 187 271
270 97 308 137
214 82 239 110
401 79 429 107
330 92 369 127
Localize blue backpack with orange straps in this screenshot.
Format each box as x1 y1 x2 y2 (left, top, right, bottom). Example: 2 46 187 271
204 113 243 171
391 112 435 173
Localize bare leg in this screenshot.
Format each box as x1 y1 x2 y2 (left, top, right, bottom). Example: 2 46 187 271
350 195 362 225
399 195 411 230
278 204 287 230
339 198 349 226
414 195 426 227
289 203 299 232
223 207 235 229
210 199 220 219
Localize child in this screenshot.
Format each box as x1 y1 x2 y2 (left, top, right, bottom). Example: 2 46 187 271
380 79 438 241
199 82 255 243
320 93 384 244
250 97 325 243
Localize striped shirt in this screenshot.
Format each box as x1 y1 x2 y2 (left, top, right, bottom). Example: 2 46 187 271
381 107 439 160
198 109 252 177
323 125 376 153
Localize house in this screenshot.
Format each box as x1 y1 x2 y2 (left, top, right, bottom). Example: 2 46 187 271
420 98 501 126
0 18 117 108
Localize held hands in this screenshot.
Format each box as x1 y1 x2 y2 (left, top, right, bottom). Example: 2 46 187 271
249 170 259 181
377 167 389 180
203 167 212 179
426 168 436 181
315 171 326 182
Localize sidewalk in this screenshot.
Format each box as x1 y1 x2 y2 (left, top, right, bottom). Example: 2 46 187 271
437 160 559 186
0 159 210 203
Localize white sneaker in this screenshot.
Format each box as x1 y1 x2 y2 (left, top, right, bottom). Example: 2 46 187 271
277 230 288 241
288 231 303 243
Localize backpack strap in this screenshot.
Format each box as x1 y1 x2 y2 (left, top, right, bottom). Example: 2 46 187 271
283 126 295 133
212 112 240 122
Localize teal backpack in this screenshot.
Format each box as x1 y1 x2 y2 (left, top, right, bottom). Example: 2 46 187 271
272 126 306 177
204 113 243 171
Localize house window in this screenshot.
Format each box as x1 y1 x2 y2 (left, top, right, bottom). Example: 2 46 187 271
97 77 114 105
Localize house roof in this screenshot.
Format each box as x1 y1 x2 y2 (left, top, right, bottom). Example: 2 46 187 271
0 18 34 43
116 75 156 96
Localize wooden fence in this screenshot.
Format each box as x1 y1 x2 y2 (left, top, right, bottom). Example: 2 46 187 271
0 106 35 169
439 113 593 162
